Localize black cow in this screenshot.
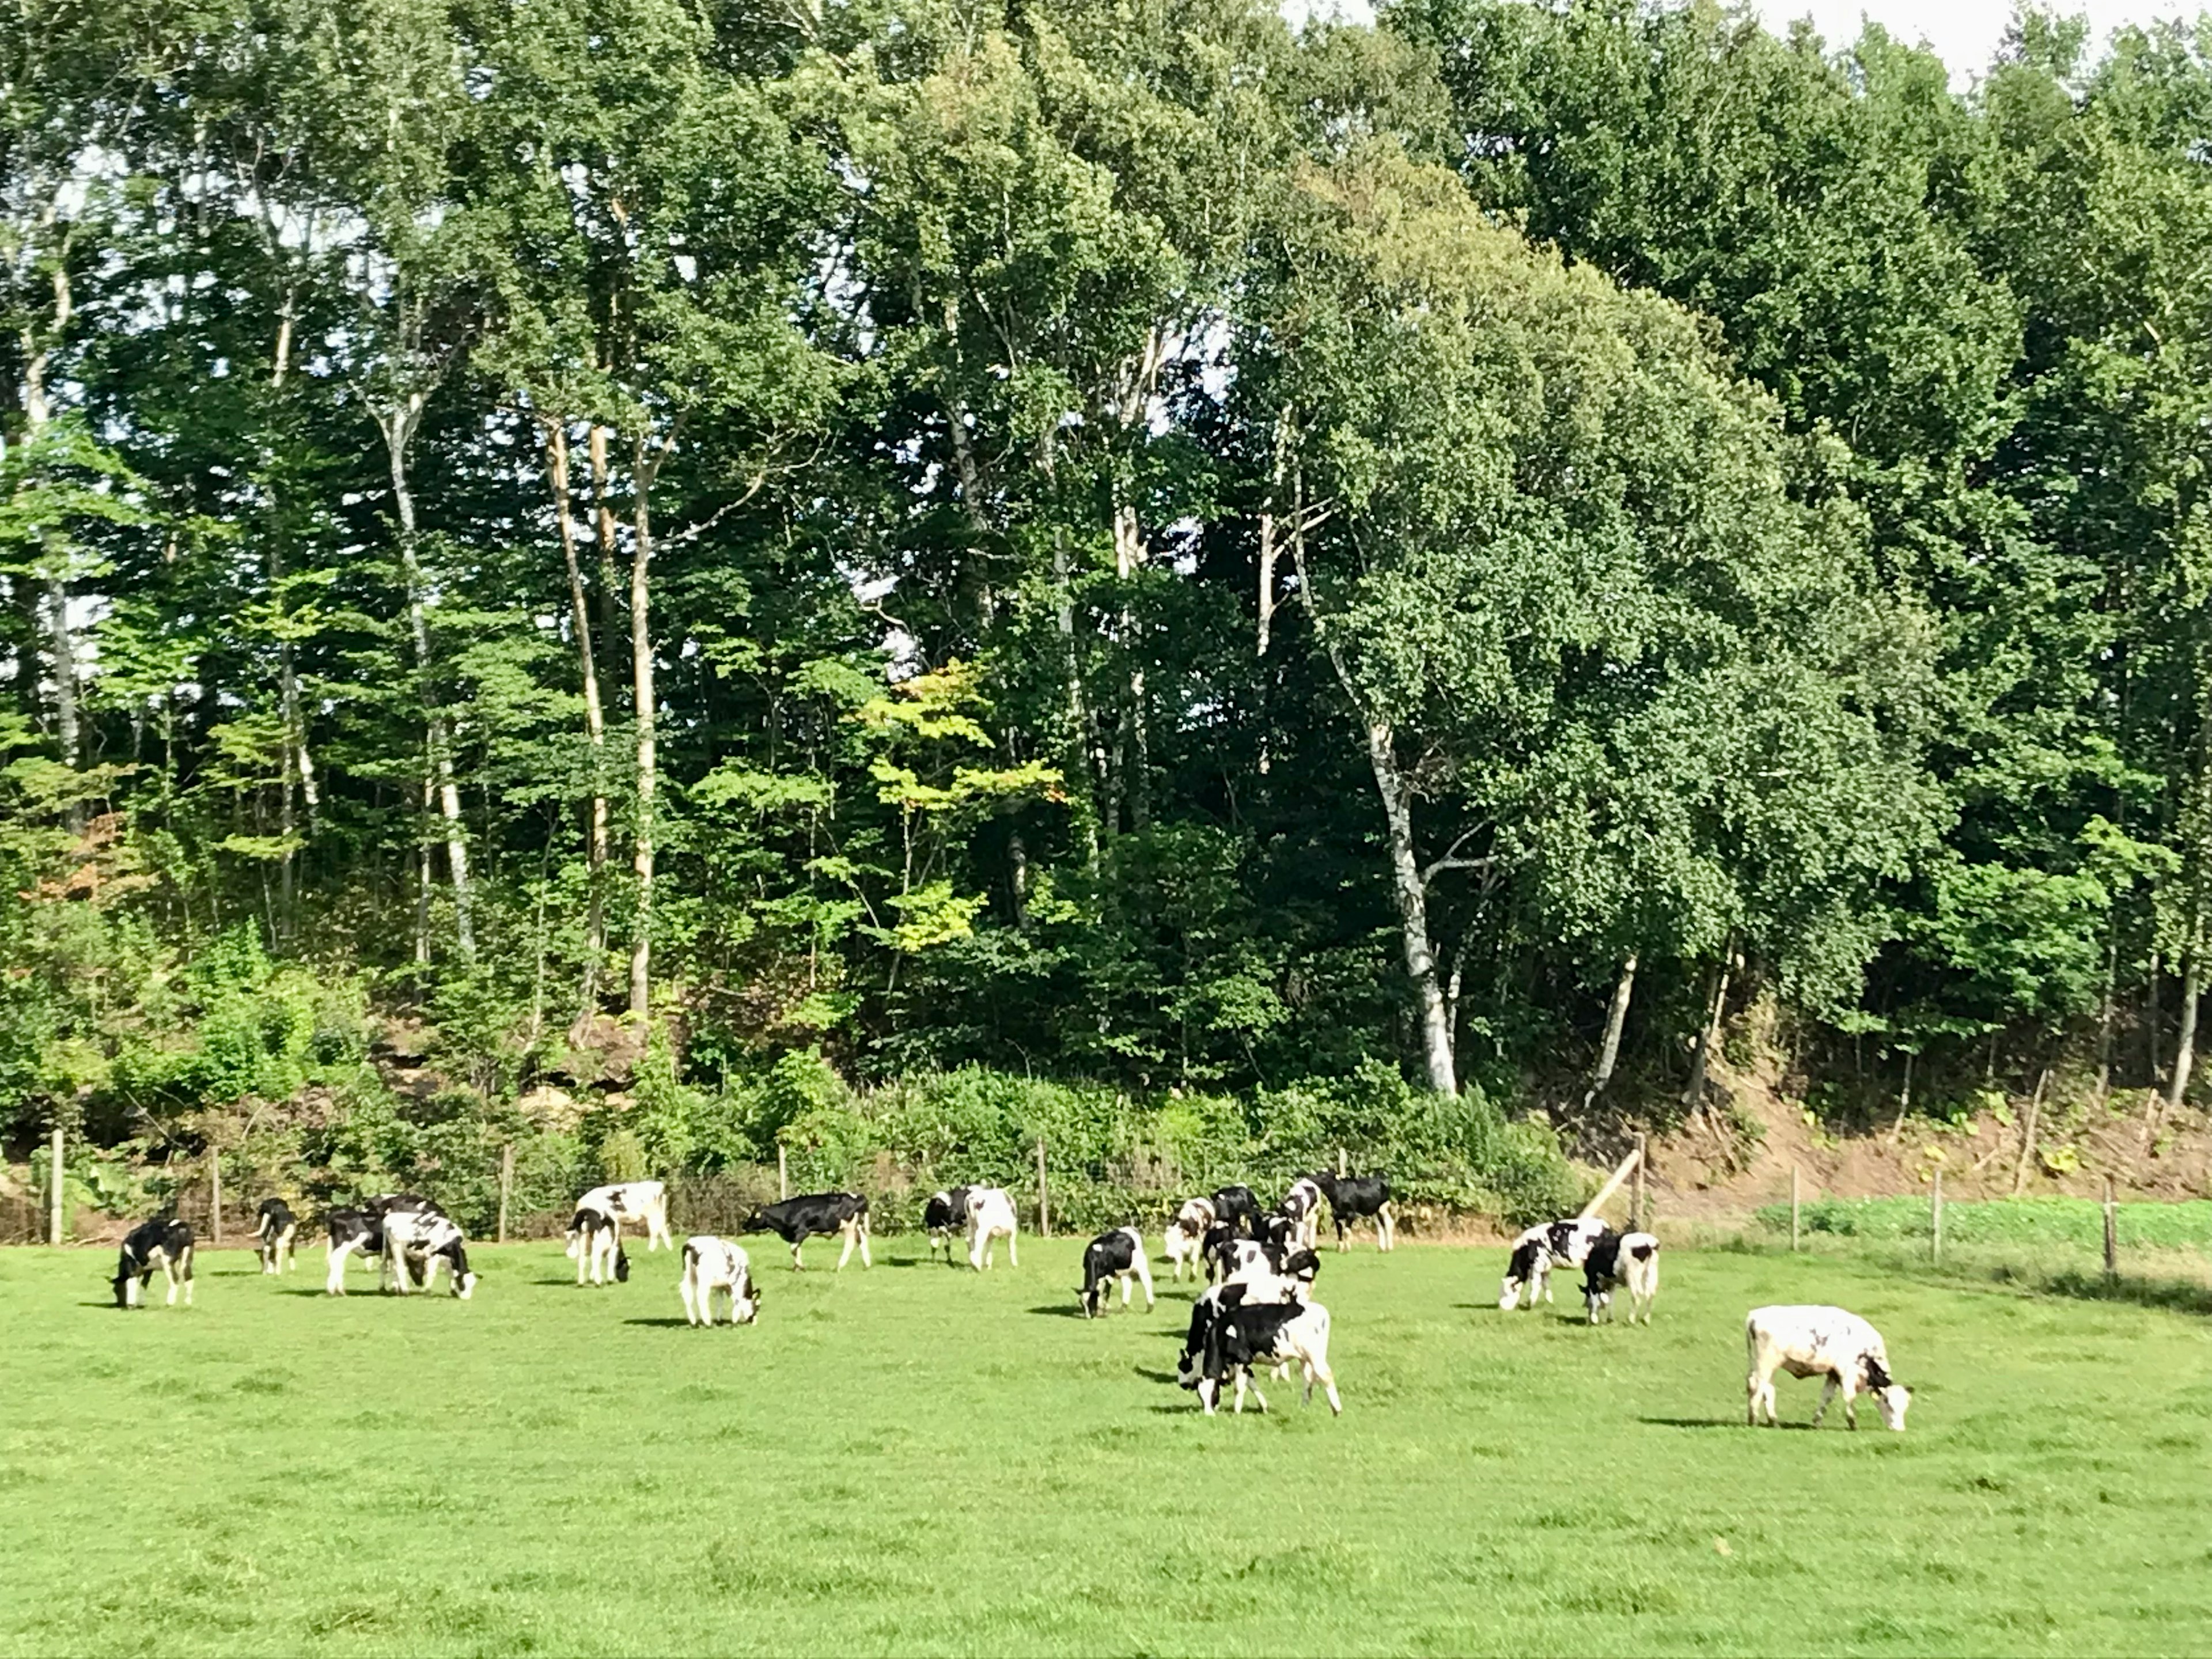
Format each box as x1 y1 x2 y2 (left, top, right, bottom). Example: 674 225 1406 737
1175 1286 1342 1415
1078 1226 1156 1317
922 1185 975 1265
1312 1172 1396 1251
112 1217 195 1309
255 1197 300 1274
740 1192 872 1271
1209 1184 1262 1238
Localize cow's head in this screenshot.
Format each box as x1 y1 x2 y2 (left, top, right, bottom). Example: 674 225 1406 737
730 1275 761 1324
613 1246 630 1283
738 1209 767 1234
1864 1355 1910 1430
442 1243 477 1299
1500 1240 1543 1309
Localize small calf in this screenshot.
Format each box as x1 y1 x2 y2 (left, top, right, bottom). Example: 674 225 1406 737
1746 1305 1911 1431
1078 1227 1156 1317
1498 1217 1609 1310
572 1181 673 1251
922 1186 976 1265
1580 1230 1659 1324
1162 1219 1206 1282
964 1187 1020 1270
255 1197 300 1274
1313 1172 1396 1252
680 1236 762 1326
1277 1177 1324 1251
566 1205 630 1286
740 1192 872 1271
113 1217 195 1309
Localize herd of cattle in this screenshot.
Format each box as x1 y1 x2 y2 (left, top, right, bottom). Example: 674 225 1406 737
100 1168 1911 1431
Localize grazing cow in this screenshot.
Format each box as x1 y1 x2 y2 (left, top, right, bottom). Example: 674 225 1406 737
1209 1184 1261 1238
566 1205 630 1286
679 1236 762 1327
572 1181 673 1251
382 1207 477 1298
740 1192 872 1271
255 1198 300 1274
1078 1227 1156 1317
1745 1306 1911 1431
1277 1177 1324 1250
1580 1230 1660 1324
1498 1216 1609 1310
1313 1172 1396 1252
1176 1287 1342 1416
1162 1219 1207 1282
1224 1241 1320 1305
323 1193 438 1294
1175 1196 1217 1237
964 1187 1020 1270
922 1186 976 1264
112 1217 195 1309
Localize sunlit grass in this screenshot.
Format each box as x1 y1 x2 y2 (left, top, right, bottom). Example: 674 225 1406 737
1 1236 2206 1655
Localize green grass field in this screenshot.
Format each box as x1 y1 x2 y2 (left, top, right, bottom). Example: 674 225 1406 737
2 1236 2207 1656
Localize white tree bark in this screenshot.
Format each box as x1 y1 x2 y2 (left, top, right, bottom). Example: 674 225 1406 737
544 422 609 1014
628 430 675 1021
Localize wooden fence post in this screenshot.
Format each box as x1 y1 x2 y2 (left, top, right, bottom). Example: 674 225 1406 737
1630 1134 1647 1232
1790 1164 1801 1253
1931 1167 1943 1264
2103 1175 2118 1281
497 1144 514 1244
209 1147 222 1246
48 1123 64 1245
778 1143 789 1201
1036 1137 1050 1238
1336 1146 1347 1179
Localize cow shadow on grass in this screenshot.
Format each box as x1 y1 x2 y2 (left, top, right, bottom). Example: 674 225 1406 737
1639 1415 1796 1431
1131 1366 1180 1384
1028 1302 1096 1320
622 1316 696 1328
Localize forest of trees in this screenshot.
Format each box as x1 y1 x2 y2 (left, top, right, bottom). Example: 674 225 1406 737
4 0 2210 1214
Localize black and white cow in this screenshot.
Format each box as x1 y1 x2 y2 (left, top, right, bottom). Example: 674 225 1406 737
566 1205 630 1286
964 1186 1020 1270
1202 1223 1245 1284
922 1185 976 1265
112 1217 195 1308
571 1181 673 1251
740 1192 872 1271
1078 1227 1156 1317
1498 1216 1609 1310
1276 1177 1324 1251
255 1197 300 1274
1746 1305 1911 1431
1313 1172 1396 1252
324 1194 441 1295
1580 1229 1660 1324
679 1236 762 1326
382 1207 477 1298
1209 1184 1262 1238
1162 1218 1207 1282
1227 1241 1321 1304
1175 1286 1342 1416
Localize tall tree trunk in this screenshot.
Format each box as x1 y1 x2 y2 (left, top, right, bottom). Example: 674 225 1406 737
1589 954 1638 1102
627 431 673 1021
2147 949 2165 1084
1685 952 1732 1107
2168 950 2202 1116
1358 716 1457 1096
1113 497 1150 832
379 396 474 956
21 282 83 781
544 422 609 1015
588 424 625 685
269 290 320 916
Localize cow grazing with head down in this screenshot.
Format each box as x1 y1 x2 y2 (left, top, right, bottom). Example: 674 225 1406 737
324 1193 434 1294
964 1187 1020 1270
922 1186 975 1265
382 1207 477 1298
1580 1229 1660 1324
680 1236 762 1326
255 1198 300 1274
1176 1286 1342 1416
1498 1216 1609 1310
112 1217 195 1308
572 1181 673 1251
740 1192 871 1271
1078 1228 1156 1317
566 1205 630 1286
1746 1306 1911 1431
1312 1172 1396 1252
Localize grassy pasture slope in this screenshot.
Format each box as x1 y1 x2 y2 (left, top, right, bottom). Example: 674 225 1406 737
1 1240 2207 1657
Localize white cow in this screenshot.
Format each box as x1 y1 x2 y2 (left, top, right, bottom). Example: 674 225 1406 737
965 1187 1020 1270
382 1209 478 1299
1162 1219 1207 1282
573 1181 673 1251
680 1236 762 1327
1746 1305 1911 1431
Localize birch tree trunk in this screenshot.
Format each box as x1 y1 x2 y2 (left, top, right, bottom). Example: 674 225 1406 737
379 394 474 956
627 431 673 1021
2168 950 2202 1116
21 253 82 777
1362 715 1457 1095
1588 954 1638 1101
544 422 609 1014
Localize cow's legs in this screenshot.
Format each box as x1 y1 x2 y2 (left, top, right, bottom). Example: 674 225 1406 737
1813 1374 1839 1428
857 1215 871 1268
789 1236 806 1271
680 1271 699 1325
1005 1230 1016 1268
835 1222 858 1272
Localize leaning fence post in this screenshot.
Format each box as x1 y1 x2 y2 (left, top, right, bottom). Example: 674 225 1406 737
2103 1175 2118 1281
1630 1134 1647 1233
778 1143 789 1201
48 1122 65 1246
1931 1167 1943 1264
1036 1137 1050 1238
497 1143 514 1244
1790 1164 1801 1253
